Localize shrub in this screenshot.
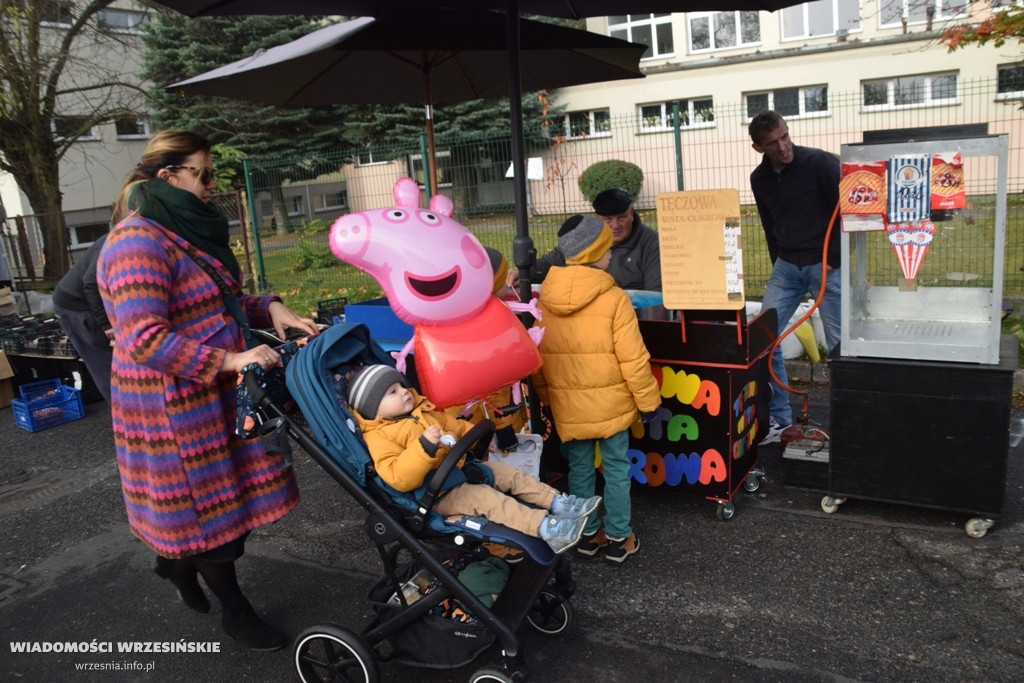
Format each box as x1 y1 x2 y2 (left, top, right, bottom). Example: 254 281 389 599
578 160 644 204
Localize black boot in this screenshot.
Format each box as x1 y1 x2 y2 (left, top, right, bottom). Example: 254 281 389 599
154 556 211 613
221 600 286 652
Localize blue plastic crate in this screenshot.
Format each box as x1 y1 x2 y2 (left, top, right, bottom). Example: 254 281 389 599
12 383 85 432
345 297 413 342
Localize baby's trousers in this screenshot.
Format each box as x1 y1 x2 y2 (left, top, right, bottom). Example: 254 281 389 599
433 460 556 536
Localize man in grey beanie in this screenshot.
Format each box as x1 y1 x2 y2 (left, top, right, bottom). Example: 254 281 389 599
509 188 661 291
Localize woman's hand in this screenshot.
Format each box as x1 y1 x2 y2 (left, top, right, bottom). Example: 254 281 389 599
268 300 319 339
223 344 280 374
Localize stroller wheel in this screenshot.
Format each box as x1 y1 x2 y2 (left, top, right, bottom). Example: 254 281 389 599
294 623 379 683
525 588 574 636
470 666 525 682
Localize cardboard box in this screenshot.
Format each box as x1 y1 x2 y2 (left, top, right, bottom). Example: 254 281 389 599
0 350 14 409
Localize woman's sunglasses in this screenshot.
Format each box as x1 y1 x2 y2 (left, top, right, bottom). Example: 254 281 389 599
164 165 216 185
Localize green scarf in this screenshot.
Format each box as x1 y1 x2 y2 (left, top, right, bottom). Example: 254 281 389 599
127 178 241 280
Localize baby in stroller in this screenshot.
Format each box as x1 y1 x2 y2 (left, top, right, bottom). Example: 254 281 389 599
346 364 599 554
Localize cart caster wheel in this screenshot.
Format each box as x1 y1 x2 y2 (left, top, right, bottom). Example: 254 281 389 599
821 496 845 514
743 473 762 493
717 502 736 521
526 589 574 636
294 623 378 683
965 517 995 538
470 666 524 682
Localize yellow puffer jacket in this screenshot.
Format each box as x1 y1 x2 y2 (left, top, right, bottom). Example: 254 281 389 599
352 390 475 493
532 265 661 442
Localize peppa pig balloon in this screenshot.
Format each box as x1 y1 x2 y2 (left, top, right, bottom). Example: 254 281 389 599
328 177 492 326
329 178 542 409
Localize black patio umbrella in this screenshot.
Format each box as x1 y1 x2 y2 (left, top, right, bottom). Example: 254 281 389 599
153 0 805 299
167 8 646 196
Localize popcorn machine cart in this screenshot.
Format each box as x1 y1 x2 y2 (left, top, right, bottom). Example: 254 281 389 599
825 131 1014 537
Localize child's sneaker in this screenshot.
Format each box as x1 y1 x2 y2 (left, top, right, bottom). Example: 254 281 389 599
539 515 587 554
550 493 602 519
576 527 608 557
604 532 640 563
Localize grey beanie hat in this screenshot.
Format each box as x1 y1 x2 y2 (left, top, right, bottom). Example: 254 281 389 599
558 215 608 261
592 187 633 215
346 364 406 419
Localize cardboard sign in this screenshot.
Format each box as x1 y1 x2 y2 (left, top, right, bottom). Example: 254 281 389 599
656 189 744 310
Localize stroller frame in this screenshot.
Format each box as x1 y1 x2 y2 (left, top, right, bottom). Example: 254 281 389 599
244 324 576 683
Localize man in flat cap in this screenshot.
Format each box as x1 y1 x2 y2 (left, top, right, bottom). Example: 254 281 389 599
510 187 661 292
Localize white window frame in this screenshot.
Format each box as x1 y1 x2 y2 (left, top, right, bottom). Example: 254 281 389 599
96 8 147 33
878 0 967 28
563 108 612 140
52 116 97 142
638 98 715 133
744 85 830 120
409 150 453 189
356 149 390 166
314 190 348 212
39 1 74 27
992 0 1024 10
607 13 674 60
781 0 862 41
114 115 153 140
286 195 304 217
861 72 959 111
688 11 760 54
996 63 1024 100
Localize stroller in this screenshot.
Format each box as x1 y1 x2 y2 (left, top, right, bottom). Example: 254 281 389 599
244 323 576 683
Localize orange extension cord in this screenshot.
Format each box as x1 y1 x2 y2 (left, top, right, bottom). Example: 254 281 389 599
765 199 842 428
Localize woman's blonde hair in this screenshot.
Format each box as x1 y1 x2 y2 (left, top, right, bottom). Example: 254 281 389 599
113 130 212 221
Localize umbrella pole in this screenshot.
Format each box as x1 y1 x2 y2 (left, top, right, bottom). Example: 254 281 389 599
506 0 534 305
423 67 439 197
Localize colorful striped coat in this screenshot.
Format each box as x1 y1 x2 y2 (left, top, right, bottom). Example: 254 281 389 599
97 217 299 558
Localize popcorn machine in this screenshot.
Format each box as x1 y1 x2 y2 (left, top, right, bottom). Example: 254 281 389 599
825 130 1015 537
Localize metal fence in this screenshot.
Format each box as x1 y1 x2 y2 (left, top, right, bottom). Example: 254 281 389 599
241 76 1023 314
2 77 1021 319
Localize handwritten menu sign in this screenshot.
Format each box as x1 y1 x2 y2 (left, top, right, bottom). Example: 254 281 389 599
656 189 744 310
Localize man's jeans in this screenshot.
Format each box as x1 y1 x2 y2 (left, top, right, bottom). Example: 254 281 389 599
761 258 842 426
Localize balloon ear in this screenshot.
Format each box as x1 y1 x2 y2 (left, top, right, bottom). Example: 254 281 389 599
393 177 420 207
429 193 453 217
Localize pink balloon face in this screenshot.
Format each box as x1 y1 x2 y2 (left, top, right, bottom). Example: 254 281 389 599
329 178 491 325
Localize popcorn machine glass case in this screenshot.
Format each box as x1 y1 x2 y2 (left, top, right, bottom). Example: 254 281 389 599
839 134 1009 364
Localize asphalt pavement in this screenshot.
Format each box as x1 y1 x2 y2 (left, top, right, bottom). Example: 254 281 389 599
1 376 1023 683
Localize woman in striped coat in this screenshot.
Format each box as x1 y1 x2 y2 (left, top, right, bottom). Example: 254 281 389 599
97 130 318 651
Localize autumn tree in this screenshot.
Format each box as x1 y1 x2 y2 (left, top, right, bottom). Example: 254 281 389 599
943 3 1024 106
0 0 146 278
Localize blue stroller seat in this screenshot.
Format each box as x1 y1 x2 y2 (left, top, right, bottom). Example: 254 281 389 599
244 322 576 681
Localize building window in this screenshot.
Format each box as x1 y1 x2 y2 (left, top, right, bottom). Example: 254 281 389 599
409 150 453 188
608 14 674 59
563 108 611 139
39 1 74 26
862 73 958 109
638 98 714 132
114 115 152 140
688 11 760 53
745 85 828 119
997 63 1024 98
356 149 390 166
286 196 303 217
97 8 148 33
52 116 96 141
992 0 1024 10
782 0 861 40
879 0 967 27
314 190 348 212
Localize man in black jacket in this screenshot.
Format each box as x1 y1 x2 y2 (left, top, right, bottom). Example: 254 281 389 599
749 110 841 444
52 234 113 403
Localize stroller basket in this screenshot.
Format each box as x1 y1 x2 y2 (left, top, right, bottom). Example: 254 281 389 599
243 323 576 682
